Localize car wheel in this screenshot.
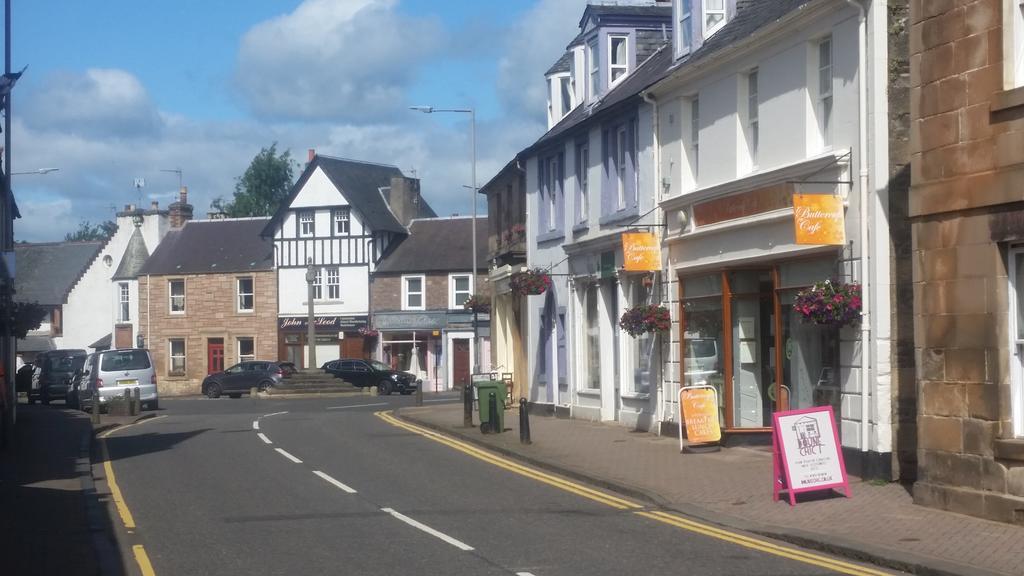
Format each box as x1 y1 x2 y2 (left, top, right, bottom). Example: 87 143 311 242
205 382 222 399
377 380 392 396
146 400 159 411
258 380 273 392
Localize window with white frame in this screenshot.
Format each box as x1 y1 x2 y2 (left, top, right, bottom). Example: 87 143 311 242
1010 247 1024 437
577 141 589 223
299 211 315 237
403 275 425 310
169 339 186 376
747 68 759 167
704 0 725 35
588 38 599 99
678 0 692 56
560 76 573 116
237 277 254 312
1008 0 1024 89
118 282 130 322
817 36 834 148
333 208 350 235
616 125 628 210
450 274 472 308
609 35 628 85
544 154 561 232
326 268 340 300
313 268 323 300
169 279 185 314
237 337 255 363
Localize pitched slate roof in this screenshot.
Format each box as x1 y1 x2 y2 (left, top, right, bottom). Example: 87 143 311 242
261 155 436 237
678 0 813 70
112 226 150 280
579 4 673 28
139 218 273 276
546 51 573 76
374 217 488 274
13 241 104 306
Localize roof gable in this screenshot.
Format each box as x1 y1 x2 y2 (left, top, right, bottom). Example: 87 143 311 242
374 217 488 274
13 241 104 306
112 227 151 280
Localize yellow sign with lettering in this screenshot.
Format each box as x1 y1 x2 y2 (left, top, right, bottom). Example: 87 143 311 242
622 232 661 272
793 194 846 246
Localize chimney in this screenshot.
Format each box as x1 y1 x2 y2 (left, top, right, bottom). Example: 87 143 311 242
308 148 316 163
387 176 421 228
168 185 194 228
150 200 159 211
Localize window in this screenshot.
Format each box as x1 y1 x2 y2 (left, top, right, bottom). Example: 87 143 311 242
237 277 254 312
313 268 323 300
450 274 473 308
677 0 693 56
747 69 759 166
326 268 340 300
118 282 130 322
403 275 425 310
588 38 599 99
690 97 700 182
333 208 350 235
547 155 560 231
609 35 628 85
817 36 834 148
237 337 255 363
1010 247 1024 437
585 284 600 389
617 125 629 209
704 0 725 35
299 211 314 237
169 279 185 314
576 141 589 223
1007 1 1024 88
560 76 573 116
631 280 654 395
169 339 185 376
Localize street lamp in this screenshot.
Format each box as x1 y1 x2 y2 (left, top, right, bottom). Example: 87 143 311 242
410 105 479 376
304 258 318 370
10 167 58 175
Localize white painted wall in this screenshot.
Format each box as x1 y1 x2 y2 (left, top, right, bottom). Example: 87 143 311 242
277 266 369 316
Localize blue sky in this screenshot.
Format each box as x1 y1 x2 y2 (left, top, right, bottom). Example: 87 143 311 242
10 0 589 241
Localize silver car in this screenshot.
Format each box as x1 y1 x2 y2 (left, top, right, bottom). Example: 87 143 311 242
78 349 159 411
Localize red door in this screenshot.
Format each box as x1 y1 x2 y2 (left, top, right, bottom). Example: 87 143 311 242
208 339 224 374
452 339 470 389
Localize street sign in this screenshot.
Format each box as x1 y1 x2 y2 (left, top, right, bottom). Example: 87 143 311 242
792 194 846 245
622 232 660 272
679 385 721 451
772 406 850 505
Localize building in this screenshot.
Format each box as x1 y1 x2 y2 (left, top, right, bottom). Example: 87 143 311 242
649 0 908 477
370 216 489 392
138 218 276 396
261 152 436 368
910 0 1024 522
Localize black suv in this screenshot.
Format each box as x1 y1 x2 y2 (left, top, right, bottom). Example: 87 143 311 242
30 349 87 405
323 359 420 396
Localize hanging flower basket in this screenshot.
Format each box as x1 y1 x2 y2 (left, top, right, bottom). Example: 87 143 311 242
358 326 379 338
463 294 491 314
510 268 552 296
793 280 862 328
619 304 671 337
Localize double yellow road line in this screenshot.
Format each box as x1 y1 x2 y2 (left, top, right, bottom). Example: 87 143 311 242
375 411 893 576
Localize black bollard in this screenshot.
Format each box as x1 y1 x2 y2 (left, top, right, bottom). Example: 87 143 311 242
125 389 135 416
519 398 531 444
462 380 473 428
415 380 423 407
487 391 499 434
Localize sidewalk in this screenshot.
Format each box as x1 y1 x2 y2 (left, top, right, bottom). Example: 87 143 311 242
397 403 1024 576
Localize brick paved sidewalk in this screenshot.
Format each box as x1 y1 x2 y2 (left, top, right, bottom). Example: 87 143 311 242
398 402 1024 576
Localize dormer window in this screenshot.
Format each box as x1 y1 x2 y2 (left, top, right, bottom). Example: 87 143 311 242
678 0 692 55
560 76 573 116
588 38 599 100
609 35 629 85
703 0 725 36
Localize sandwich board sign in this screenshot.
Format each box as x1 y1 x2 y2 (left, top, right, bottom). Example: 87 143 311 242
772 406 850 505
679 385 721 452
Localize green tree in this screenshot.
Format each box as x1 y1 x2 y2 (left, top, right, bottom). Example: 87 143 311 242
213 143 296 217
65 220 117 242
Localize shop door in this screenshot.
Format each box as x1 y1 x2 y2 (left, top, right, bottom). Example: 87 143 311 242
208 339 225 374
728 271 774 429
452 339 470 389
340 335 365 359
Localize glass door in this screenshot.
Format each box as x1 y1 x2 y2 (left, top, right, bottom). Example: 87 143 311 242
729 271 774 429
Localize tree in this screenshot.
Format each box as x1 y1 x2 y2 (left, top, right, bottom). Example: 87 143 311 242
212 143 296 217
65 220 117 242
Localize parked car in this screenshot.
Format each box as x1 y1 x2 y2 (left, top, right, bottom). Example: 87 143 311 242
278 361 297 378
74 349 159 411
15 362 36 394
323 358 420 396
30 349 87 405
202 361 284 399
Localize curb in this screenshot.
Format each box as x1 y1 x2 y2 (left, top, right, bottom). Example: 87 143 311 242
91 412 157 438
394 408 1008 576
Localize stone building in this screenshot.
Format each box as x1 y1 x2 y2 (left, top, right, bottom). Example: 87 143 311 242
138 218 277 396
910 0 1024 522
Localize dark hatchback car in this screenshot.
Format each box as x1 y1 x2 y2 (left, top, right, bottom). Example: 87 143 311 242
30 349 87 404
323 358 420 396
202 361 285 398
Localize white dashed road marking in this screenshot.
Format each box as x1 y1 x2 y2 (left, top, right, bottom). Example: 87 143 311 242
313 471 358 494
381 508 474 551
252 420 259 430
275 448 303 463
257 433 272 444
263 411 289 418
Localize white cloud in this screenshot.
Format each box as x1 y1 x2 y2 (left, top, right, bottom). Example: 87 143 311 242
234 0 443 122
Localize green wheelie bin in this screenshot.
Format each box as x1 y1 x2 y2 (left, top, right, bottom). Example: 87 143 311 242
475 380 506 434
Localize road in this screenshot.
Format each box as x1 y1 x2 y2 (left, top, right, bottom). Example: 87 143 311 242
98 394 900 576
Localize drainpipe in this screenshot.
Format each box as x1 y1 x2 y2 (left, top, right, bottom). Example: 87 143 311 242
642 89 667 426
845 0 871 456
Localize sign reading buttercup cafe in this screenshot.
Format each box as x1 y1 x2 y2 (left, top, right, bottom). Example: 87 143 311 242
792 194 846 246
622 232 661 272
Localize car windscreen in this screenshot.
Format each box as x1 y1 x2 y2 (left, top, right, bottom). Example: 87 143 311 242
50 355 86 373
368 360 391 371
101 350 152 372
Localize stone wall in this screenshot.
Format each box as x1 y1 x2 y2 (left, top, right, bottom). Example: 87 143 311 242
910 0 1024 523
371 272 491 312
139 270 278 396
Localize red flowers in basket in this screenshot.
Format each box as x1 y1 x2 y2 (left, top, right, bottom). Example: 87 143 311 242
793 280 862 328
619 304 671 337
510 268 552 296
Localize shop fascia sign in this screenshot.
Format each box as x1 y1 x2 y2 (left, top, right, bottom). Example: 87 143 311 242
279 315 367 332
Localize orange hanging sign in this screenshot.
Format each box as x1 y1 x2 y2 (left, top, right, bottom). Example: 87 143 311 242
792 194 846 245
679 386 722 446
622 232 661 272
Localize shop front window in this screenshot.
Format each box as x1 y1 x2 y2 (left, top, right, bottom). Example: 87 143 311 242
631 279 654 395
585 283 601 389
729 270 774 429
780 291 839 414
682 274 724 423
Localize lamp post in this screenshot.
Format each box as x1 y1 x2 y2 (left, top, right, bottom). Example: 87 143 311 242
10 167 58 175
304 259 317 371
410 105 478 375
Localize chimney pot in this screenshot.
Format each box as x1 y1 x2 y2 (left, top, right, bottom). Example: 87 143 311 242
151 201 159 210
308 149 316 163
180 186 188 204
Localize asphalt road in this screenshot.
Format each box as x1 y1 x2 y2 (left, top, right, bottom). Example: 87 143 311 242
100 394 898 576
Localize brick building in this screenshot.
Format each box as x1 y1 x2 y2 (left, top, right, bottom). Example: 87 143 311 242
370 216 489 391
910 0 1024 522
138 218 277 396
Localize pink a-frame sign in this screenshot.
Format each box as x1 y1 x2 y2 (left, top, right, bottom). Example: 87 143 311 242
772 406 851 506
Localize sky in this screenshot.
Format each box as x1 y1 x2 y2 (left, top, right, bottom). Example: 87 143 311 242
9 0 592 242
